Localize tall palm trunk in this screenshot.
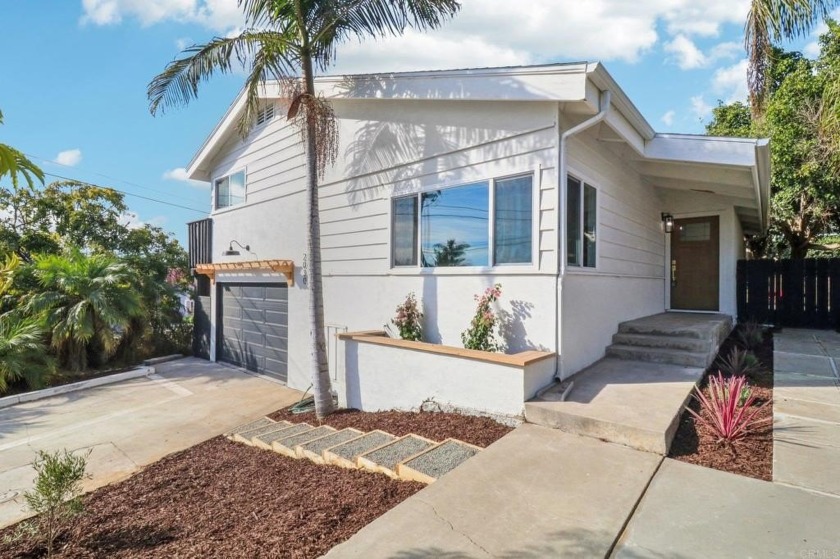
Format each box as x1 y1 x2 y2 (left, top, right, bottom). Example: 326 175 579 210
301 51 335 419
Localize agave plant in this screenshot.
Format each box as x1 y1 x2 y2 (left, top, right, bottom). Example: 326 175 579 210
736 320 765 350
687 373 770 442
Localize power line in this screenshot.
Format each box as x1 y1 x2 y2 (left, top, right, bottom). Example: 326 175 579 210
26 153 205 206
41 172 207 215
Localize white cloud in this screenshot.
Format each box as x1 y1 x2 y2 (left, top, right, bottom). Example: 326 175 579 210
711 59 749 103
661 110 676 127
690 95 713 120
665 35 706 69
80 0 754 69
54 149 82 167
163 167 209 188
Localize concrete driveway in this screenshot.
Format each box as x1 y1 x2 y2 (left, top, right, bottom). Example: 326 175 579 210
0 358 301 528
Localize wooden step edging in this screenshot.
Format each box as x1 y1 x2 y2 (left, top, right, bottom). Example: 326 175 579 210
226 417 482 484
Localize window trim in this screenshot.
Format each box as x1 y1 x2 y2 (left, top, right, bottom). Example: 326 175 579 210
212 167 248 212
566 170 598 270
388 171 536 271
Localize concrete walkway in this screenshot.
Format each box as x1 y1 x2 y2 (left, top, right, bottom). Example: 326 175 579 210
0 358 300 529
772 329 840 496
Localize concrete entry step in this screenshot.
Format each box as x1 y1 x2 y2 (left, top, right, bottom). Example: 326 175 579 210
358 435 436 478
526 358 704 454
617 312 732 340
397 439 482 484
612 332 710 352
606 344 710 368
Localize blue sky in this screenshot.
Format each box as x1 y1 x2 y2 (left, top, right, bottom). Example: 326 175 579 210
0 1 822 246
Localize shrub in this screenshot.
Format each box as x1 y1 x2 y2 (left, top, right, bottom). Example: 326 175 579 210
718 346 763 378
392 292 423 341
736 320 765 350
20 449 89 558
461 284 503 352
687 373 770 442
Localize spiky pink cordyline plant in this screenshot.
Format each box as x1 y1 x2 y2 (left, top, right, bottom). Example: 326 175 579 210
687 373 770 443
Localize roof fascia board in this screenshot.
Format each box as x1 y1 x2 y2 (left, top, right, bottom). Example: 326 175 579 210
586 63 655 141
645 134 759 167
186 88 249 180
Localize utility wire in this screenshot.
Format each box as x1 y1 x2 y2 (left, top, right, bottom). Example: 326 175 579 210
41 171 207 215
26 152 205 205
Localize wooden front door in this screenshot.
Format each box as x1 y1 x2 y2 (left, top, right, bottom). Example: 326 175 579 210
670 216 720 311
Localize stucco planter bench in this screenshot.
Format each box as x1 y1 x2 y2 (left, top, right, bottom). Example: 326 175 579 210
338 331 555 418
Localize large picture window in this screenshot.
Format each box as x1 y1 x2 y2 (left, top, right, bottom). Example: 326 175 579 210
567 174 597 268
391 174 533 268
215 170 246 209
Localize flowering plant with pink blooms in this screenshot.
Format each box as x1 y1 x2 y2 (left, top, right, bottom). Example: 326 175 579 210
461 284 502 352
392 292 423 341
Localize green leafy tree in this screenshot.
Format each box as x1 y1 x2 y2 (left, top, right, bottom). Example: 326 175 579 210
147 0 461 418
0 254 53 393
706 28 840 258
27 250 142 371
745 0 838 114
0 110 44 189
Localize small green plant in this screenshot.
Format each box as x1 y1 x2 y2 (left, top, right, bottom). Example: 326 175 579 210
718 346 763 378
687 373 770 443
461 284 503 352
391 292 423 341
21 449 89 558
736 319 765 350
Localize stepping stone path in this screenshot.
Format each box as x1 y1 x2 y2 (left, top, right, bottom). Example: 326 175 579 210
225 417 481 484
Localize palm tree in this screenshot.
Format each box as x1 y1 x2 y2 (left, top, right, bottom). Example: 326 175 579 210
0 254 52 393
0 110 44 188
27 250 142 371
745 0 838 115
147 0 460 418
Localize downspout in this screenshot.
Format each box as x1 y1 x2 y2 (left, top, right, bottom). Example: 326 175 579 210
554 89 612 380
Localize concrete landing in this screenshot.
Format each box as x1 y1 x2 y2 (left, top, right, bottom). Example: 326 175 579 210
526 358 704 454
614 459 840 558
772 329 840 496
323 424 661 558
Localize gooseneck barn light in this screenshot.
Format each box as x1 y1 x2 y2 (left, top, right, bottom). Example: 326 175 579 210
222 240 250 256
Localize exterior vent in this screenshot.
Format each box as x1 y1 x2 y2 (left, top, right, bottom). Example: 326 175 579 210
256 104 275 126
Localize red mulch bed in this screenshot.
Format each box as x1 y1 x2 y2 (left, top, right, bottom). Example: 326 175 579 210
669 327 774 480
0 437 424 559
268 408 513 448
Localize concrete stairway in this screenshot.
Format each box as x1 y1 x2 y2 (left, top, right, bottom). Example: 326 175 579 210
605 312 732 368
224 418 480 484
526 312 733 455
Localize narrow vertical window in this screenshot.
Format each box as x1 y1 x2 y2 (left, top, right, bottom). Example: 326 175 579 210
567 176 582 266
494 175 533 264
392 196 418 266
583 183 597 267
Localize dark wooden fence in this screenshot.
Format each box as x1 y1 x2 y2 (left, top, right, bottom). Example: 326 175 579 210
737 258 840 329
187 218 212 269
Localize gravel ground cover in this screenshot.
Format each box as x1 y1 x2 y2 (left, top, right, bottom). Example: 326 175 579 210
227 417 275 436
276 426 335 449
669 327 774 480
300 428 362 455
0 437 424 559
254 423 312 445
269 408 513 448
360 436 433 471
403 440 480 479
329 431 396 462
236 421 295 441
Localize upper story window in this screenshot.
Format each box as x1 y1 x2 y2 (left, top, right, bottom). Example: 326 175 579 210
567 174 597 268
215 170 246 210
391 174 533 268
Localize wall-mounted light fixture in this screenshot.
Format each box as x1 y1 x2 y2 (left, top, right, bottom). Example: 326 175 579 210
222 240 250 256
661 213 674 234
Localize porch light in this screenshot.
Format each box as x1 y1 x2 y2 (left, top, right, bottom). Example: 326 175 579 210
222 240 250 256
661 213 674 234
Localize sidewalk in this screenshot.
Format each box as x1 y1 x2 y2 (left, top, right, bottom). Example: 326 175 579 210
772 329 840 496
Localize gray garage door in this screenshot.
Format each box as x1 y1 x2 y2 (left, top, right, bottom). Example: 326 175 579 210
218 283 288 381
